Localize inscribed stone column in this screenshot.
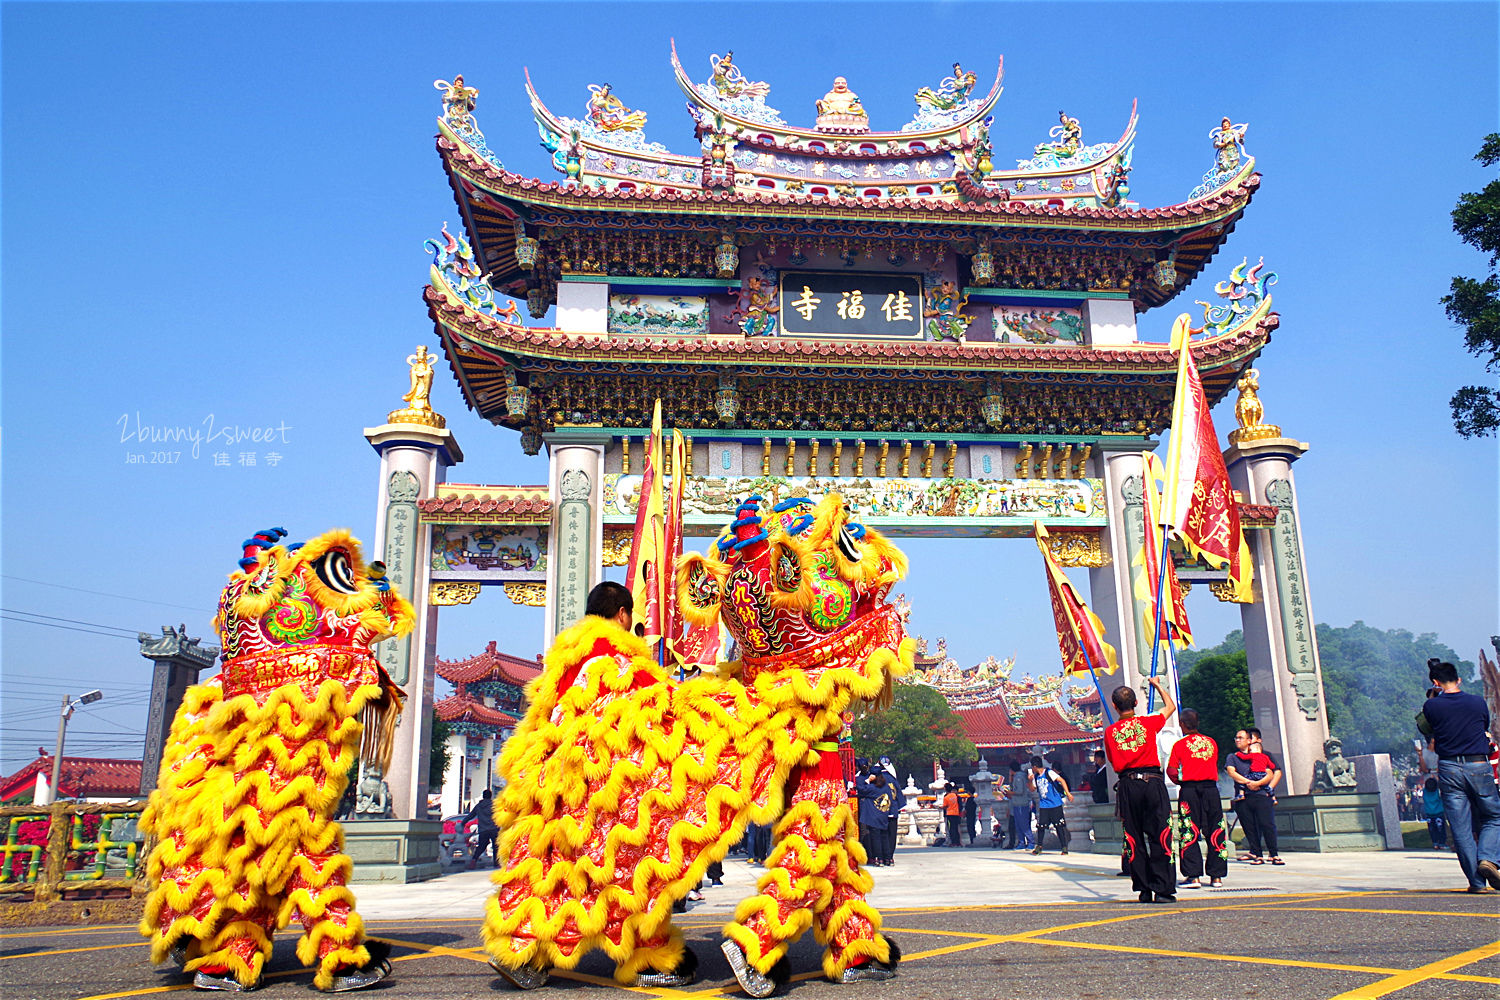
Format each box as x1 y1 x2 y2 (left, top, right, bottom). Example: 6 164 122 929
1092 448 1153 684
363 347 463 822
439 731 467 817
137 626 219 795
544 434 608 647
1222 370 1329 795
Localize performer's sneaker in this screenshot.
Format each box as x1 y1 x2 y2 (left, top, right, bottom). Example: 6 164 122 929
720 940 777 998
321 943 393 993
840 963 896 984
1210 878 1223 888
192 971 259 992
489 957 550 991
168 940 189 969
1151 893 1176 904
1178 877 1202 888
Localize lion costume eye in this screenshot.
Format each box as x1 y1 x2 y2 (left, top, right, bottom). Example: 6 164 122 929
837 524 863 563
314 549 360 594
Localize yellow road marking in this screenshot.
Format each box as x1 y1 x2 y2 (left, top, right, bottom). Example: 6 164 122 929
1323 939 1500 999
0 924 138 939
1273 905 1500 919
0 940 149 961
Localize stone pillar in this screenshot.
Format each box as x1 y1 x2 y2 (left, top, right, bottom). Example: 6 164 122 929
1225 433 1328 795
543 435 608 647
363 412 463 821
1092 448 1158 693
439 731 466 817
137 626 219 795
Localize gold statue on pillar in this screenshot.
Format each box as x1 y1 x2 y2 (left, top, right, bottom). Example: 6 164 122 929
1228 367 1280 445
388 344 447 428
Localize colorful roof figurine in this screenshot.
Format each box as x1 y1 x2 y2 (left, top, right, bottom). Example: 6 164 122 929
426 47 1275 441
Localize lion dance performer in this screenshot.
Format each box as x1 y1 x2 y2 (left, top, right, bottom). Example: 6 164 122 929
140 527 413 992
481 494 913 996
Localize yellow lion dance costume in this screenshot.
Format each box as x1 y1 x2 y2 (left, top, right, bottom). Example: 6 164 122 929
139 527 413 992
482 493 913 996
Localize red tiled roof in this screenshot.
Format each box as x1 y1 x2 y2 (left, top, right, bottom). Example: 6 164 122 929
436 640 543 687
1237 502 1279 527
442 136 1260 226
428 284 1275 371
434 694 520 729
418 491 551 522
952 703 1100 749
0 755 143 802
1072 687 1102 707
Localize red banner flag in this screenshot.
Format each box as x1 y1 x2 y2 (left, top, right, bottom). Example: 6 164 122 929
1161 315 1253 603
1035 522 1121 676
1135 451 1194 649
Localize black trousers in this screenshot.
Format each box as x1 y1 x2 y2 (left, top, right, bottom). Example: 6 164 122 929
860 823 886 862
470 830 498 866
1035 805 1069 850
1236 796 1279 857
882 822 897 863
1177 781 1228 879
1119 769 1174 896
946 815 963 846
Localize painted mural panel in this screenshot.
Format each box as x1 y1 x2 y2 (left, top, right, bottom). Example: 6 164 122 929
992 304 1083 346
430 525 547 579
602 473 1104 526
607 294 709 336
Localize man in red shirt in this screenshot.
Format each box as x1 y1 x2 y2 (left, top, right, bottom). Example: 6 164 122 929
1103 676 1176 903
1167 709 1226 889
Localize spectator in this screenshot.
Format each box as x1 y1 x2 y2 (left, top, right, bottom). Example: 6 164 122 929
1421 658 1500 892
1226 729 1283 865
881 770 902 865
962 780 979 847
465 788 500 869
857 770 895 866
1007 761 1033 850
1422 777 1448 850
942 783 963 847
1028 756 1073 855
1090 749 1111 805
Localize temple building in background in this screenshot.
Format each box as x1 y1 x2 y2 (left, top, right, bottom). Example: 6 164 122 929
432 642 540 815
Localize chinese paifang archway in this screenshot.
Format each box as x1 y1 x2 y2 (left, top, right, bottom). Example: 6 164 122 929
361 47 1330 828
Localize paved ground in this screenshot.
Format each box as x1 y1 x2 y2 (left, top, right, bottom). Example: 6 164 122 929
4 847 1497 1000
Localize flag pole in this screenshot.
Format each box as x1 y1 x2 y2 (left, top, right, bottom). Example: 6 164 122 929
1146 520 1171 713
1081 645 1114 726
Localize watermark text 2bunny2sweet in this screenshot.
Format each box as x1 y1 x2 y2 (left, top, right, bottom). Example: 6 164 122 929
117 413 292 461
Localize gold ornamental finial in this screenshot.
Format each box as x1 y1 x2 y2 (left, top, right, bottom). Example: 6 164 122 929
1229 367 1280 445
387 344 447 428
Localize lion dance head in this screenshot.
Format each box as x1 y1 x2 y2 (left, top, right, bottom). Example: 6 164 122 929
677 494 910 705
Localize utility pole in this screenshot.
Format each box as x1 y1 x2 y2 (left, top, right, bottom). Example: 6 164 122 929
41 690 102 805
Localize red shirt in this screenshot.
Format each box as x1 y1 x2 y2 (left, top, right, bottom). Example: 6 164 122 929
1104 713 1167 772
1167 733 1220 782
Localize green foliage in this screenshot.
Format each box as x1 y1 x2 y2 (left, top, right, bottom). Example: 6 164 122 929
428 711 452 789
1316 622 1472 758
852 683 976 781
1179 648 1253 758
1180 624 1474 762
1443 132 1500 438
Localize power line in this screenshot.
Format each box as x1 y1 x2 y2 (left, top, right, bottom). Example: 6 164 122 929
1 608 141 636
1 575 213 614
0 615 140 640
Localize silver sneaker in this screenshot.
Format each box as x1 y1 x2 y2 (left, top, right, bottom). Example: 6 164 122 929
320 958 393 993
839 963 896 983
720 939 776 998
192 970 259 992
488 957 550 991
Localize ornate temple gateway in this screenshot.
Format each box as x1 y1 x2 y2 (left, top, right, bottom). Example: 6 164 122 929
360 49 1330 835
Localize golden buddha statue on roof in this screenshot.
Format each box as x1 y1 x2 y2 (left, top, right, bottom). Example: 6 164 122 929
815 76 869 133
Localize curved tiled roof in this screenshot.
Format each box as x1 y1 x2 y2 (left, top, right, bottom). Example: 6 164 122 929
443 135 1259 227
952 703 1101 749
436 640 543 687
427 283 1275 374
0 755 143 802
434 694 520 729
418 489 552 523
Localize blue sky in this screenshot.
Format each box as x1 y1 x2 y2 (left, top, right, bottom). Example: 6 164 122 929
2 2 1496 770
